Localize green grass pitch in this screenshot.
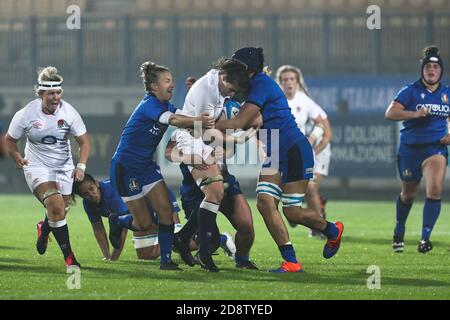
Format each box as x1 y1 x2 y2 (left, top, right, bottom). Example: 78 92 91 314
0 195 449 300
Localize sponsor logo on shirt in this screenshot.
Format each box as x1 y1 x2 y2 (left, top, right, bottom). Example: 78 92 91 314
31 120 44 130
149 123 161 135
416 103 450 116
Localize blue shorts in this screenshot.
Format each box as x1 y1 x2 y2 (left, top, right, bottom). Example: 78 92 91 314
262 135 314 183
110 159 164 201
397 143 448 182
180 173 242 220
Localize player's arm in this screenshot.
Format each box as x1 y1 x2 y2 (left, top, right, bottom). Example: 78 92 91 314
167 112 215 129
385 101 427 121
91 219 111 260
73 133 91 181
0 133 5 158
310 116 332 155
4 134 28 169
215 102 261 130
110 228 128 261
164 140 208 170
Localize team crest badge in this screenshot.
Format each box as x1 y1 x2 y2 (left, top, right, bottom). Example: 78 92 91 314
421 93 426 99
441 93 449 105
57 119 66 128
403 169 412 178
129 178 140 192
296 106 301 112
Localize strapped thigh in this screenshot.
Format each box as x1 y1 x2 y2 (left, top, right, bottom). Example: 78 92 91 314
42 188 61 205
197 175 224 190
281 193 305 208
256 182 282 200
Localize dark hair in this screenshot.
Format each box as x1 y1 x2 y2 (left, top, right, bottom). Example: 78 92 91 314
421 45 444 82
214 57 250 92
72 173 96 197
423 45 440 59
140 61 170 93
231 47 265 74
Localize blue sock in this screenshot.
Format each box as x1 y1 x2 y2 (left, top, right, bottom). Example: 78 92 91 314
394 195 413 238
422 198 441 241
235 255 249 263
322 221 338 239
158 223 174 263
279 244 297 263
117 214 137 231
220 234 227 246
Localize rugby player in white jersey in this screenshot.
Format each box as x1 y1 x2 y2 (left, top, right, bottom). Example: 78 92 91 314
172 58 254 271
5 66 91 270
276 65 332 238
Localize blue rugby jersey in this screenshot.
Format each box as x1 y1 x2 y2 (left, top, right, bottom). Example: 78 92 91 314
83 180 130 223
394 80 450 145
246 72 305 150
83 180 179 223
112 94 176 169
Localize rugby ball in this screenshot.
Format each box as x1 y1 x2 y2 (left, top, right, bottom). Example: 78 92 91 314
223 99 241 119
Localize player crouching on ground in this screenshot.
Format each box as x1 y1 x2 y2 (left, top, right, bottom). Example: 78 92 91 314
73 173 186 261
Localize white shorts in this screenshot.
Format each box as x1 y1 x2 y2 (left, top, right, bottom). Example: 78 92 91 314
174 129 214 171
314 147 331 177
23 165 74 195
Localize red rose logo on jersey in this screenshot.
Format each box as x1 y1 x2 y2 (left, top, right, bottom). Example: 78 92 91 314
57 119 66 128
441 93 449 105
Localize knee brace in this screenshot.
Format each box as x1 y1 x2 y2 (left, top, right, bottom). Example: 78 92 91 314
256 182 282 200
281 193 305 208
42 188 61 205
197 175 223 190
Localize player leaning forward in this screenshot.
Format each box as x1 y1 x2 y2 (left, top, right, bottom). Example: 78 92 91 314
5 66 90 269
215 47 344 272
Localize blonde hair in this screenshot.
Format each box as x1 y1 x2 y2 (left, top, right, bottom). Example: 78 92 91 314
35 66 64 96
140 61 170 93
276 65 309 96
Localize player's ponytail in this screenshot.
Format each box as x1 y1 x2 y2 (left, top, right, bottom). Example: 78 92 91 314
140 61 170 93
35 66 64 96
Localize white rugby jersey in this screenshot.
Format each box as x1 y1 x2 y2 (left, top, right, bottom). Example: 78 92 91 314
288 90 326 134
289 90 331 156
7 98 87 169
179 69 226 120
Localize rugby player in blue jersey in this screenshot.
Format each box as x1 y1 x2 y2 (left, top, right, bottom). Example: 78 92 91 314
73 173 183 261
385 45 450 253
110 61 214 270
215 47 344 273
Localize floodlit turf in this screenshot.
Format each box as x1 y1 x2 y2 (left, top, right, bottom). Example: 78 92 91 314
0 195 449 300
